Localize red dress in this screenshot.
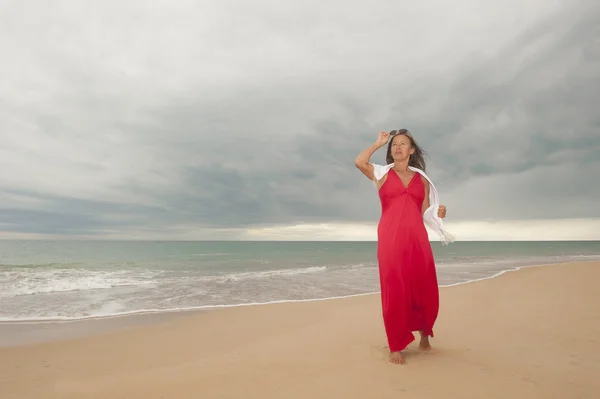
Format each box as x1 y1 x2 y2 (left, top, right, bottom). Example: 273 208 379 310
376 169 439 352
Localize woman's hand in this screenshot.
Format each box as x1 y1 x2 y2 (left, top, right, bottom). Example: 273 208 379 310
374 131 390 148
437 205 447 218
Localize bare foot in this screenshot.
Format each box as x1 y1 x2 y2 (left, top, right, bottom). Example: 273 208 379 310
389 351 405 364
419 333 431 351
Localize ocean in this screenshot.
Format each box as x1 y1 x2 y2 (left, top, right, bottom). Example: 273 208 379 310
1 240 599 322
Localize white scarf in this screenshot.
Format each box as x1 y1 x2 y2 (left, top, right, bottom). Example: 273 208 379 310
370 163 455 246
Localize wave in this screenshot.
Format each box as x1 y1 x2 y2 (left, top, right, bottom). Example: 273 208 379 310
0 260 581 323
0 291 381 323
0 265 332 298
0 268 159 298
0 262 84 269
436 254 600 268
1 257 597 322
208 266 328 282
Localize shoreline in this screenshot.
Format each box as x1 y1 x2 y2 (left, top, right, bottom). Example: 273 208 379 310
0 260 595 349
0 258 590 327
1 260 598 398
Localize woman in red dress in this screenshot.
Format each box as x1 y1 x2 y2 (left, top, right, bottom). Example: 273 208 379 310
354 129 447 365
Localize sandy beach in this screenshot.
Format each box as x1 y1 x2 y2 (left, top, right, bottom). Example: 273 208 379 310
1 261 599 398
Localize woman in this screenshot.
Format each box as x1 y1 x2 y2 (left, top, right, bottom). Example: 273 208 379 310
354 129 452 365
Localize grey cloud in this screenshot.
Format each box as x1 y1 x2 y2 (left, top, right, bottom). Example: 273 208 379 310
0 1 598 237
0 188 166 235
0 208 117 236
429 7 600 174
441 159 600 221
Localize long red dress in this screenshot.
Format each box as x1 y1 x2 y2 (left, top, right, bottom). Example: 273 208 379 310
376 169 439 352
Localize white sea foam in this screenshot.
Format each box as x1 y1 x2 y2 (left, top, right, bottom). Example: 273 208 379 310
0 291 382 323
1 252 599 322
0 265 331 299
0 260 581 323
210 266 328 282
0 268 159 298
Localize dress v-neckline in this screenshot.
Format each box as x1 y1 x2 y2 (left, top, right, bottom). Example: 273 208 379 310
391 169 417 189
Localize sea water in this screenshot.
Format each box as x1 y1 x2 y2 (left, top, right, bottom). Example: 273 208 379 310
1 240 599 322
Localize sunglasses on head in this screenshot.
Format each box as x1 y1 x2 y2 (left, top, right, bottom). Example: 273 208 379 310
390 129 412 137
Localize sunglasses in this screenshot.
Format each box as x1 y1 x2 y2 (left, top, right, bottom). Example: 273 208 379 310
390 129 412 137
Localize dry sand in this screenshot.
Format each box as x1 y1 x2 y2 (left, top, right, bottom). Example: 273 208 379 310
1 261 599 398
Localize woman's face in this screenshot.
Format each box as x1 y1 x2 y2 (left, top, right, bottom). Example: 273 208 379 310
391 134 415 161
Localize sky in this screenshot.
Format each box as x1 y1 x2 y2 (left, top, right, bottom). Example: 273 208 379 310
1 0 599 241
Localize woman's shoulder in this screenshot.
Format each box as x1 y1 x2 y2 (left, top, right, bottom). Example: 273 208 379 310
370 162 393 180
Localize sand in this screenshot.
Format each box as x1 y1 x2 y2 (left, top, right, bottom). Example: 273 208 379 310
1 261 599 399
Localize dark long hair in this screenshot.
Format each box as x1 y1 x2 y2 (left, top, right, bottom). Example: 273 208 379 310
385 129 427 172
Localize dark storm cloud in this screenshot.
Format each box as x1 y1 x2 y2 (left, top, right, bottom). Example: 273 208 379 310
0 188 165 235
0 208 118 236
0 0 598 237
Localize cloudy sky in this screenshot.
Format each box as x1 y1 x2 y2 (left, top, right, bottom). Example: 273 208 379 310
1 0 599 241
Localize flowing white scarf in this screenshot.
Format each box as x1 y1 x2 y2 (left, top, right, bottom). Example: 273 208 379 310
370 163 455 245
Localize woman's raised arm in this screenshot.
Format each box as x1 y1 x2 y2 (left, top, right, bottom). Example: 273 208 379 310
354 132 389 181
